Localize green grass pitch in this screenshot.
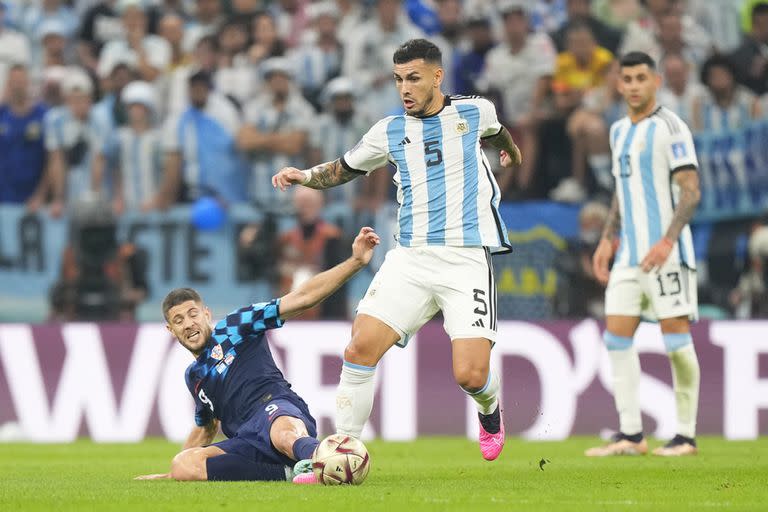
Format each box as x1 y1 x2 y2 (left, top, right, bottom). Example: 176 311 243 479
1 437 766 511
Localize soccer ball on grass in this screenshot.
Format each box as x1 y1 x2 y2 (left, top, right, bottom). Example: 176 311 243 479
311 434 371 485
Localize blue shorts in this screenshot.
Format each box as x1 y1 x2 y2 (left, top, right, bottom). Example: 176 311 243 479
212 397 317 467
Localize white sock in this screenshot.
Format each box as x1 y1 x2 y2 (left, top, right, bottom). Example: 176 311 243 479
668 342 700 439
335 361 376 438
463 370 500 415
605 332 642 435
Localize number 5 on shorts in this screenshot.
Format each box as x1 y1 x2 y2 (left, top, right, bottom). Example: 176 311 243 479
473 289 488 316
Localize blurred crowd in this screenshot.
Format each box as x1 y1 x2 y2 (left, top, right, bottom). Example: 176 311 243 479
1 0 767 320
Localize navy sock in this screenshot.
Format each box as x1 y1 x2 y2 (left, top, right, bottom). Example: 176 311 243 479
292 436 320 461
479 406 501 434
619 432 644 443
206 454 288 481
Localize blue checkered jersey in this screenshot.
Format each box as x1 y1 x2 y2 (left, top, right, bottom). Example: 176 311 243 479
184 299 297 437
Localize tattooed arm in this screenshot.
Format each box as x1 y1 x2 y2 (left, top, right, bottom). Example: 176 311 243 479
484 126 522 167
640 167 700 272
592 192 621 285
601 194 621 242
664 168 701 241
272 159 362 191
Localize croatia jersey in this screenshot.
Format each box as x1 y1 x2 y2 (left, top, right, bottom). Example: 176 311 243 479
341 95 511 252
609 106 698 270
184 299 303 438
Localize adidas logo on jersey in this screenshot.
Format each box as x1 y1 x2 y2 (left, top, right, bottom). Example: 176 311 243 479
399 136 411 146
472 318 485 328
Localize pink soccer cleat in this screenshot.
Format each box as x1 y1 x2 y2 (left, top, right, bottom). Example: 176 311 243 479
479 409 505 461
292 472 319 484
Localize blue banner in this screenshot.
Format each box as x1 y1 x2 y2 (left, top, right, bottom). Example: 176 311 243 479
694 120 768 221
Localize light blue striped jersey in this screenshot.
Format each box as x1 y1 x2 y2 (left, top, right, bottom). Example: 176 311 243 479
698 86 757 133
43 105 98 202
342 95 511 252
162 93 247 203
242 91 316 210
609 105 698 269
103 127 163 210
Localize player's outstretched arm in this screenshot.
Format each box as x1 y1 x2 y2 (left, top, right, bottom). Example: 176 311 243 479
272 159 360 191
279 227 380 320
640 168 700 272
593 193 620 284
484 126 522 168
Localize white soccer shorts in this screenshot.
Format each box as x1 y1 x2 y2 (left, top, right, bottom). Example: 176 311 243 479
356 245 497 346
605 262 698 321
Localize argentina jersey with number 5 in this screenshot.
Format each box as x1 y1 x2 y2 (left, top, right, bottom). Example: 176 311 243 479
341 95 512 252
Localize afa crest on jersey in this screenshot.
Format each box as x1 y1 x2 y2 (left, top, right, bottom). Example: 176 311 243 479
455 119 469 135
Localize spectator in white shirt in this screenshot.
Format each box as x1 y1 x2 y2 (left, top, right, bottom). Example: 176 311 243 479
0 3 31 98
237 57 315 211
657 52 706 126
183 0 224 54
288 1 343 109
477 0 556 192
97 0 171 83
342 0 424 119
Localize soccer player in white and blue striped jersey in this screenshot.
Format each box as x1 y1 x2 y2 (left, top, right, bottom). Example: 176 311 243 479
587 52 702 457
273 39 521 461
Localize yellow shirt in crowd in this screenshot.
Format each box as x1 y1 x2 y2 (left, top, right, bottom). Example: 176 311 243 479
554 47 614 91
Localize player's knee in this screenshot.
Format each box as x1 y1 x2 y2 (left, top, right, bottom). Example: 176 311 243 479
344 340 377 367
454 366 487 391
170 449 207 481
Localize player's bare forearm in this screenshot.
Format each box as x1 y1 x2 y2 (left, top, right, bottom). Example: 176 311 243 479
601 194 621 242
280 258 363 319
304 159 359 189
664 169 700 242
182 421 219 450
279 228 379 319
485 126 519 155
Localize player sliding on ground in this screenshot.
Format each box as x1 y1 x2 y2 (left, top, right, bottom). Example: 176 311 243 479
135 227 380 482
273 39 522 461
587 51 701 457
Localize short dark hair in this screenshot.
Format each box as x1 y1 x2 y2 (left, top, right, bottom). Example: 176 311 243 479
700 54 735 85
619 51 656 70
753 2 768 20
393 39 442 66
162 287 203 320
566 20 595 38
188 69 213 87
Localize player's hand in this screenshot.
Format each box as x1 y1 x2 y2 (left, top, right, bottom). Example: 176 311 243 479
272 167 307 191
351 227 380 265
592 238 615 285
49 199 64 218
641 238 673 273
500 145 522 168
134 473 171 480
25 194 44 213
